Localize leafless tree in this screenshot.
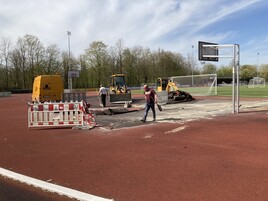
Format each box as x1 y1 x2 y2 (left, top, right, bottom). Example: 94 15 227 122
0 37 12 89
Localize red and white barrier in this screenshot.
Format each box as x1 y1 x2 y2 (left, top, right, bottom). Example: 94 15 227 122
28 101 97 129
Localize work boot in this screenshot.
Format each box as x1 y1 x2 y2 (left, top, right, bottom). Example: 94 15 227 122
140 119 146 123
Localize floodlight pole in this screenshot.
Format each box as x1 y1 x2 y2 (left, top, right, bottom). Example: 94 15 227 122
192 45 194 86
67 31 72 91
67 31 71 59
257 52 259 77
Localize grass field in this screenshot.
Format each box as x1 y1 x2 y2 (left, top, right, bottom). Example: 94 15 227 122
183 85 268 98
217 86 268 97
132 85 268 98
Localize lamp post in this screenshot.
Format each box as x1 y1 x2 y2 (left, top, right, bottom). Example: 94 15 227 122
191 45 194 86
67 31 72 90
257 52 259 78
67 31 71 59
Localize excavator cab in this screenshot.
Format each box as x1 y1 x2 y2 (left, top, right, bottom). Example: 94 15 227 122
109 74 132 103
157 78 168 92
110 74 130 94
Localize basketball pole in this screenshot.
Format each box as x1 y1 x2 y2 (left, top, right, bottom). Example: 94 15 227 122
232 45 236 114
232 44 240 114
235 44 240 114
200 42 240 114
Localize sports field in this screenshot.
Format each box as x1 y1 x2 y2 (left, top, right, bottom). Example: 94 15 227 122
181 85 268 98
134 85 268 98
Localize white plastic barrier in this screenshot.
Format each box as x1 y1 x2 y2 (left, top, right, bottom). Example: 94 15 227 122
0 92 11 97
28 101 96 129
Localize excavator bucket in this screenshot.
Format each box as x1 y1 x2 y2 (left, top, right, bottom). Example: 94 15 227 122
173 90 195 101
109 93 132 103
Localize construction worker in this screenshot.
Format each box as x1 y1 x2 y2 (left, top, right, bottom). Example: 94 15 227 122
98 84 108 107
140 84 158 122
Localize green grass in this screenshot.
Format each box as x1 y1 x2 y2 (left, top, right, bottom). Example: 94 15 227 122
217 86 268 97
131 85 268 98
131 89 144 95
184 85 268 98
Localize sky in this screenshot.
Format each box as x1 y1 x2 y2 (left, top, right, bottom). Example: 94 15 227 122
1 0 268 68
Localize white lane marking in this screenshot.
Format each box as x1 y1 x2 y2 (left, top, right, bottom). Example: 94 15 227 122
143 133 154 138
0 167 114 201
164 125 188 134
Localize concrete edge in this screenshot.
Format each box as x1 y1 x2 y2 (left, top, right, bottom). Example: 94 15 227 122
0 167 114 201
90 106 143 115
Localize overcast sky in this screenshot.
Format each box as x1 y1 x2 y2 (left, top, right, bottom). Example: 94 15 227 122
1 0 268 67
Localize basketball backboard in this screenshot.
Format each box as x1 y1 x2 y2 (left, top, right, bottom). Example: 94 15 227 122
68 71 80 78
198 41 219 62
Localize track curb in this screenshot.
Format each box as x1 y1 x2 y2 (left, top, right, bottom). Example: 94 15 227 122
0 167 114 201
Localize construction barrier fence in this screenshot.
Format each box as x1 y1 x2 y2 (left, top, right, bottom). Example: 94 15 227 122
62 91 87 102
28 101 96 130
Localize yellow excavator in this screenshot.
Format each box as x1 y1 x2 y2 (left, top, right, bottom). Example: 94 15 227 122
109 74 132 103
156 77 194 101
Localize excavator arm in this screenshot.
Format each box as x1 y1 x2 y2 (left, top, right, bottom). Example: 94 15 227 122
157 77 194 101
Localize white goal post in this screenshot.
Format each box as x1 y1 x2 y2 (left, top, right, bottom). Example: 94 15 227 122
248 77 266 88
170 74 217 96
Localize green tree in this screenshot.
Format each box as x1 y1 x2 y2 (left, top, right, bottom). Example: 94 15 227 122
23 34 45 84
110 38 125 74
76 54 90 88
43 44 61 74
122 47 138 86
258 64 268 81
202 63 217 74
11 38 27 89
240 65 256 81
10 34 45 89
83 41 110 87
216 65 232 77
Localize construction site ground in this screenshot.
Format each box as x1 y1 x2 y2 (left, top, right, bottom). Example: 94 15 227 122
0 92 268 201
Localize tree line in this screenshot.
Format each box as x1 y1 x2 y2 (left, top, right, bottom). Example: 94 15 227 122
0 35 267 91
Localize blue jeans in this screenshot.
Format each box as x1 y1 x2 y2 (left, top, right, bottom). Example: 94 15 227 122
143 102 156 121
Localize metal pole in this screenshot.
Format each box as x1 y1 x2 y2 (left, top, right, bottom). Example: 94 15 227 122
232 45 236 114
236 44 240 113
67 31 72 91
257 52 259 77
67 31 71 59
191 45 194 86
215 74 218 95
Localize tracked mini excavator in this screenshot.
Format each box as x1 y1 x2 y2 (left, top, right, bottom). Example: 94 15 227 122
109 74 132 103
156 77 194 101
